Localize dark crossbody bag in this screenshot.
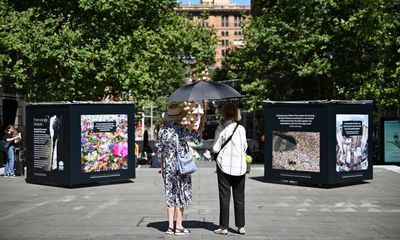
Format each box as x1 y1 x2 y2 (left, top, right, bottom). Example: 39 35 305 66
0 140 10 151
213 122 239 161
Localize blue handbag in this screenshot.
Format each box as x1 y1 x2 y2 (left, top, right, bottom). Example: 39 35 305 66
175 134 196 175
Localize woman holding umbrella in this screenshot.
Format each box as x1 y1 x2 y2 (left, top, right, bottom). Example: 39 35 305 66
212 103 247 235
156 103 207 236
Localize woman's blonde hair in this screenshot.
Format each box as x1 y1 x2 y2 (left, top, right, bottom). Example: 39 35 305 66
221 103 239 121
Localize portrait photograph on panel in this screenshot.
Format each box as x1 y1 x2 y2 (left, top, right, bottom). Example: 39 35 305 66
32 115 63 172
336 114 369 172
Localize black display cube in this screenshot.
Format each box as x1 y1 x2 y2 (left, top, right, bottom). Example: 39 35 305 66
264 100 373 185
26 102 135 187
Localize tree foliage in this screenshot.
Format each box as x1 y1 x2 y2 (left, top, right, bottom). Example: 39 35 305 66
0 0 217 109
220 0 399 113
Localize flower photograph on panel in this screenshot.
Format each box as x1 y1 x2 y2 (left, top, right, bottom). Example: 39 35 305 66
81 114 128 173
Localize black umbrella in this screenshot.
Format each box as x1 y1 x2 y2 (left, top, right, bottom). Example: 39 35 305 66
168 80 241 103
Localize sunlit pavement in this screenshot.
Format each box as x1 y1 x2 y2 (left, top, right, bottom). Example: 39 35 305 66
0 164 399 240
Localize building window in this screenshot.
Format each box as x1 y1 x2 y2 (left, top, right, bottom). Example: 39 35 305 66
225 39 229 46
221 49 226 56
221 31 225 37
221 16 228 27
221 40 224 46
234 16 243 27
198 21 209 27
234 31 237 36
225 31 229 36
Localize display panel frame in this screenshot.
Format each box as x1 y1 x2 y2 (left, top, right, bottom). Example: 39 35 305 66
264 102 329 184
264 101 373 185
26 105 70 186
70 104 135 186
330 103 373 184
26 103 135 187
381 118 400 164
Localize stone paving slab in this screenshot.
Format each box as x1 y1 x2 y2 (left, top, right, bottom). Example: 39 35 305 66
0 165 399 240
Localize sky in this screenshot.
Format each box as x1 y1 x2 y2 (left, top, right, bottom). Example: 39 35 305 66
177 0 251 5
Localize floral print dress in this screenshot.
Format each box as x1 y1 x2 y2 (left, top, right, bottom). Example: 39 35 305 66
156 123 201 208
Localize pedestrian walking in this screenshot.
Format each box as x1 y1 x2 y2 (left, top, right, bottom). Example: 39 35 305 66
2 125 22 178
156 104 207 236
212 103 247 235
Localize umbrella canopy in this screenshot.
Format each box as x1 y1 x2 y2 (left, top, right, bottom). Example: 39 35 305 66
168 80 241 103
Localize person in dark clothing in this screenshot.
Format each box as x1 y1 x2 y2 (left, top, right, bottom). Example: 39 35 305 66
2 125 22 177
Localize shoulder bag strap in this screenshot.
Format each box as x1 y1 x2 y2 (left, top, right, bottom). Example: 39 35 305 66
217 122 239 155
175 129 180 159
175 131 181 172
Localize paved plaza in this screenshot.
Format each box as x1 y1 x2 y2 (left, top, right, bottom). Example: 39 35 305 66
0 164 399 240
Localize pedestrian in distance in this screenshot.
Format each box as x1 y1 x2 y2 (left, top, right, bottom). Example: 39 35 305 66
212 103 248 235
156 103 207 236
2 125 22 178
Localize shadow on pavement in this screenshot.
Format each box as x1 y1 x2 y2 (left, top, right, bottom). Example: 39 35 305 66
147 220 219 233
249 176 370 189
24 179 134 189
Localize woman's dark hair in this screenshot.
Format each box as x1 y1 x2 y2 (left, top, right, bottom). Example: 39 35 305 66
4 125 14 133
221 103 239 120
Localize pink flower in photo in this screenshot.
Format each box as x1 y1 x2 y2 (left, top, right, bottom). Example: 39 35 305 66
82 119 91 131
112 142 128 158
97 154 108 163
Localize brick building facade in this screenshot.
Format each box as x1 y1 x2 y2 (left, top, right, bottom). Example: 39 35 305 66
176 0 250 66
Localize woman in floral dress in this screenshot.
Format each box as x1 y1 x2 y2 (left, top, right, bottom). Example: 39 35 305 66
156 104 207 236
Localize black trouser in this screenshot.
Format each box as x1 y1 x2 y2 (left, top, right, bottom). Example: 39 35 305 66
217 165 245 228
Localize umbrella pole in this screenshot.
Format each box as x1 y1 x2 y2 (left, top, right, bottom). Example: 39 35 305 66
201 100 207 133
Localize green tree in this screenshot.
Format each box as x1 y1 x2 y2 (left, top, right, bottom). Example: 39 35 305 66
331 0 400 113
220 0 399 113
0 0 216 109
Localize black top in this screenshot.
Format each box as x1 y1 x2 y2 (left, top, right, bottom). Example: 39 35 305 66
3 133 15 149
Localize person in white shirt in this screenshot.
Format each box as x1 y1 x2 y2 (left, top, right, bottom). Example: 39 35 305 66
212 103 247 235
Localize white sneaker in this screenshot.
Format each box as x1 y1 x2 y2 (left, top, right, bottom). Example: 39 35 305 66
214 228 228 235
238 227 245 235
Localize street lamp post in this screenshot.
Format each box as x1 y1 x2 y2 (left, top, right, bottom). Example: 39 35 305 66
143 105 158 141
